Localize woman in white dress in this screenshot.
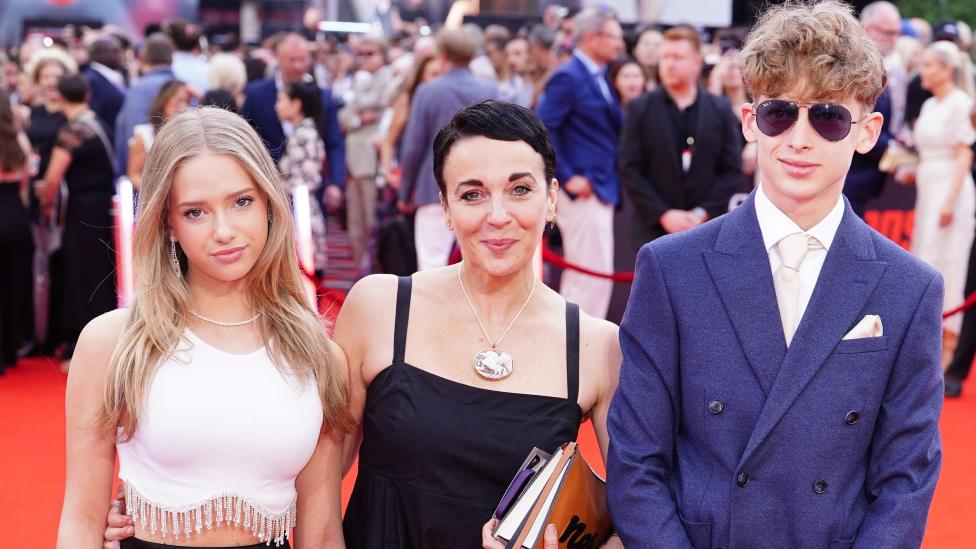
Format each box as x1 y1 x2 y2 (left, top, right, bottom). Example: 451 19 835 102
912 40 976 366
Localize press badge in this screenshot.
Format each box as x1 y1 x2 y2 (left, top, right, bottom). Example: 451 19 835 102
682 136 694 173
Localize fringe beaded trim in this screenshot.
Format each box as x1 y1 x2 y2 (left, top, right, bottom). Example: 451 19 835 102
123 481 297 547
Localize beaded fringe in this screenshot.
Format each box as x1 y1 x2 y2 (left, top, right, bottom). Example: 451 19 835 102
123 481 296 546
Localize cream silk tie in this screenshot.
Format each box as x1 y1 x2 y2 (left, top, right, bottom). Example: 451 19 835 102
774 233 823 346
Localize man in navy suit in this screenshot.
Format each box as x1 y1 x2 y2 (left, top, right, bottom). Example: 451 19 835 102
240 33 345 203
83 35 126 146
607 3 943 548
843 2 903 218
536 8 623 319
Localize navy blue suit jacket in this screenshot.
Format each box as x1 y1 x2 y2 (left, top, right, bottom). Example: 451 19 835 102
608 193 943 549
84 68 125 146
536 55 623 205
844 88 892 217
239 77 345 187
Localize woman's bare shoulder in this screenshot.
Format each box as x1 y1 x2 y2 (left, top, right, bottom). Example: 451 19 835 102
69 308 130 383
78 308 130 349
344 274 400 311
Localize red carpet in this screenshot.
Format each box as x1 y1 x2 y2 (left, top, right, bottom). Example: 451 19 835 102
0 357 972 548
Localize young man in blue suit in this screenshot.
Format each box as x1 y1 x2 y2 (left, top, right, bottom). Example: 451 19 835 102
607 2 943 548
536 8 623 319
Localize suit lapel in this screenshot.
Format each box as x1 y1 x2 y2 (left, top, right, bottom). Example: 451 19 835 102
704 194 787 396
737 204 888 467
572 57 620 126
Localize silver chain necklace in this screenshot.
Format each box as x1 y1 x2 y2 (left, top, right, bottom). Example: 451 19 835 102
457 263 537 381
188 308 261 327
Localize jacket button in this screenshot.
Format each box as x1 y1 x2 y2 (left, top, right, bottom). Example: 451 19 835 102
813 479 828 494
736 472 750 487
708 400 725 414
845 411 860 425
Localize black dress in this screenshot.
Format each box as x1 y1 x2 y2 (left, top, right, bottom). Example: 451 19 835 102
25 105 68 216
342 277 582 548
55 115 117 344
26 106 68 350
0 182 33 372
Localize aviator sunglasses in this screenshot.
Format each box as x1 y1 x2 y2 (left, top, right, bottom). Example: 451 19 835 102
751 100 869 142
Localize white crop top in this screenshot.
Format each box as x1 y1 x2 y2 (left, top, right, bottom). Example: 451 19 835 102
116 330 323 546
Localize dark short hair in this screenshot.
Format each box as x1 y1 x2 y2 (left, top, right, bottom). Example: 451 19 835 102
284 78 326 144
432 100 556 195
201 88 238 113
57 74 89 104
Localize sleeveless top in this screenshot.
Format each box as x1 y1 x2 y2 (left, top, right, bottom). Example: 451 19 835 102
116 330 323 546
342 277 583 548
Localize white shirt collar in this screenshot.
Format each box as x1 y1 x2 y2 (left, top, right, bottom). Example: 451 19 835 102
90 62 125 88
573 49 605 75
755 183 845 252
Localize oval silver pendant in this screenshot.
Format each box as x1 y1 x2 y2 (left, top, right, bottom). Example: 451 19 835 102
473 349 513 380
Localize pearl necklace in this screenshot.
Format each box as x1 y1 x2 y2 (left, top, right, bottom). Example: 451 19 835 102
458 263 537 381
188 308 261 327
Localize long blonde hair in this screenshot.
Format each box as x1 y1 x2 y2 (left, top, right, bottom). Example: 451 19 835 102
102 107 352 439
927 40 976 99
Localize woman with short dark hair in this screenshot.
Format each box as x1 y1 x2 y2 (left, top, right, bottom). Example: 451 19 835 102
338 100 623 548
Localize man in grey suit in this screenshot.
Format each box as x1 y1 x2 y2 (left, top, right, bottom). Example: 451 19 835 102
339 36 398 269
398 28 499 270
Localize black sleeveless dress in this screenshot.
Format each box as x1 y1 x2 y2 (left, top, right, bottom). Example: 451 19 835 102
343 277 583 548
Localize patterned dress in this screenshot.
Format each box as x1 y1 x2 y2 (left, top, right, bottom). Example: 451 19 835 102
279 118 328 272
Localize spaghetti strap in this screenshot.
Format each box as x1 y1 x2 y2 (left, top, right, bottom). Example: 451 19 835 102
393 277 412 364
566 301 580 404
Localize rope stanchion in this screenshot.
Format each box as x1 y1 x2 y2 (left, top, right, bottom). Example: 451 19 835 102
943 290 976 319
541 247 634 283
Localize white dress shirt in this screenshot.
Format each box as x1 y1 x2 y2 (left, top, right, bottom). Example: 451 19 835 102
90 62 126 91
755 184 845 327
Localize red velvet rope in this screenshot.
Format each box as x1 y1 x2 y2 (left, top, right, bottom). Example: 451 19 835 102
539 248 976 319
944 291 976 319
541 247 635 282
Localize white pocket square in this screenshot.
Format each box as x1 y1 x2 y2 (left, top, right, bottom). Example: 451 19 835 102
843 314 883 340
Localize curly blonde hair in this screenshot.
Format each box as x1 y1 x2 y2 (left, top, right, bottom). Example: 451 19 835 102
25 47 78 84
738 0 886 108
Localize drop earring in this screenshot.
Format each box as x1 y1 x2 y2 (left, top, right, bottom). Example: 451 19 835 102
170 238 182 279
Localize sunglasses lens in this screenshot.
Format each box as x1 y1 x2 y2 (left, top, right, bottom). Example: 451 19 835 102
756 100 798 137
809 103 854 141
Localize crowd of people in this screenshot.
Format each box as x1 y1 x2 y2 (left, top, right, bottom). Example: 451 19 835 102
3 2 976 391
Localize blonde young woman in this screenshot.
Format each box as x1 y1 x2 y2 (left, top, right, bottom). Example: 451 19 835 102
912 40 976 367
57 107 351 549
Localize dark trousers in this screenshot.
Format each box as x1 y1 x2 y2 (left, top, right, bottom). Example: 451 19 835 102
946 229 976 380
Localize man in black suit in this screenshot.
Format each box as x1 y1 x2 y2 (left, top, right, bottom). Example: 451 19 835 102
83 35 126 147
619 25 742 246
